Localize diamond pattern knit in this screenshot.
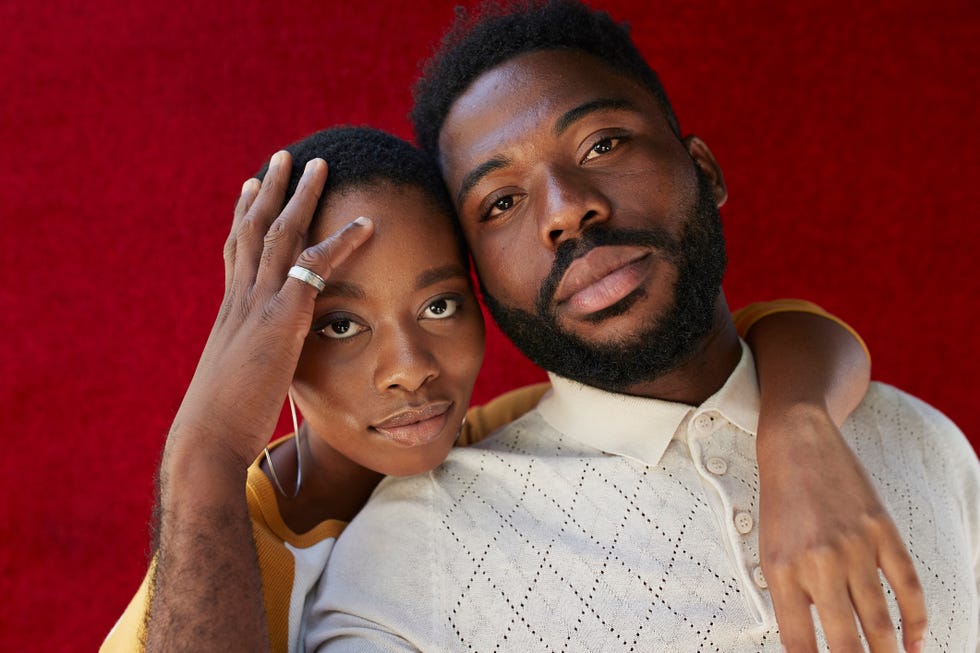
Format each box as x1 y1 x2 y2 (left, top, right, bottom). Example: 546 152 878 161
306 351 979 652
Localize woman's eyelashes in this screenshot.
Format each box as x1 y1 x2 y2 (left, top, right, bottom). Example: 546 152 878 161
315 314 367 340
312 295 465 340
420 295 463 320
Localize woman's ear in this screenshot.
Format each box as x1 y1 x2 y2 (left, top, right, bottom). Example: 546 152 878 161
683 135 727 208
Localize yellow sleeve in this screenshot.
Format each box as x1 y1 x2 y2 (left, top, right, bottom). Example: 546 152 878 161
732 299 870 362
99 442 347 653
458 383 551 447
99 562 153 652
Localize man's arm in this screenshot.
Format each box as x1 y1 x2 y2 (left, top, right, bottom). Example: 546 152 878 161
145 436 267 652
747 308 926 653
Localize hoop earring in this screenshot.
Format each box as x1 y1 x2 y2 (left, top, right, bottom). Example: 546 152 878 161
263 389 303 499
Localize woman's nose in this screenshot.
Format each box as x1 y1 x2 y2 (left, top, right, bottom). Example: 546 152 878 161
373 329 439 393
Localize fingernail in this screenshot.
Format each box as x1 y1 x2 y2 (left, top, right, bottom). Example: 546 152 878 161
354 216 372 227
909 639 924 653
304 158 323 174
271 150 286 167
242 178 259 193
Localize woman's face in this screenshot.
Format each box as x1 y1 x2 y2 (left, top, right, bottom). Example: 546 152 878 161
292 183 485 477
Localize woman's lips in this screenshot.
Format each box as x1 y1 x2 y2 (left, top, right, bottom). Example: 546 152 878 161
371 401 453 447
553 246 652 318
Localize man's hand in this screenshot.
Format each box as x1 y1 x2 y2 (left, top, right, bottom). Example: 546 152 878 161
758 404 926 653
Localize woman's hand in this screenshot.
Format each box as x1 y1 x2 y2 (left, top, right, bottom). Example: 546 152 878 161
758 404 926 653
167 151 373 469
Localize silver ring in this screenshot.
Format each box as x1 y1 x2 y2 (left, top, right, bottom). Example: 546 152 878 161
287 265 326 293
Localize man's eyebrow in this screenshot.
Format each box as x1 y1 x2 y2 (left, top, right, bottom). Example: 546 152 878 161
554 98 637 136
416 264 467 290
318 280 365 300
456 155 510 207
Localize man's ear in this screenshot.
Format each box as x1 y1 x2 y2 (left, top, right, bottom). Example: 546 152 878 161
683 135 727 208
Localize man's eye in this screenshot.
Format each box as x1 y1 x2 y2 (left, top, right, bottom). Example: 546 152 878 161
482 195 515 221
421 296 462 320
316 318 366 340
582 137 622 162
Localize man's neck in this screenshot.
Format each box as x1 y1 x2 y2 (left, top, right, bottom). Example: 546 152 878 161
620 295 741 406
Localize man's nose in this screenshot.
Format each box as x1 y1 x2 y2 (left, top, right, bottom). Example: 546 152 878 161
536 166 611 250
373 328 439 393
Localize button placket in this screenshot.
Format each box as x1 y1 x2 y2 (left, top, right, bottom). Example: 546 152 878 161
694 419 773 624
734 511 754 535
693 411 718 435
705 457 727 475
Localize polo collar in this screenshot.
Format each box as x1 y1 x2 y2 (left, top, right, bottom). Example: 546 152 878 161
537 341 760 467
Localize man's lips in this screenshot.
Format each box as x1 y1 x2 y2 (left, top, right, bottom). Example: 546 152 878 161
371 401 453 447
552 246 652 316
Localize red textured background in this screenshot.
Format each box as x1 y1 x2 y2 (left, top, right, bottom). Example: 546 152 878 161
1 1 977 649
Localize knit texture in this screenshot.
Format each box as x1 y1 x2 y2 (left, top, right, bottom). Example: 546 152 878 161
308 350 979 651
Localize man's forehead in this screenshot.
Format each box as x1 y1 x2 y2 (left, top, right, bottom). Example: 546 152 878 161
438 50 663 180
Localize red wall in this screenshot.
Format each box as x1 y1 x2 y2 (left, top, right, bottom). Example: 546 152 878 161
1 1 977 649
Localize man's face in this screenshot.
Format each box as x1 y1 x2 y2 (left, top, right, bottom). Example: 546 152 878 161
438 49 729 392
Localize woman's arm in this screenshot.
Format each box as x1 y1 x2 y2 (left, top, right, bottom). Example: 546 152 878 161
747 305 925 653
135 155 372 653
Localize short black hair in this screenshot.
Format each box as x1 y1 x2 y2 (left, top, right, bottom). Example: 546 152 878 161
255 126 453 217
254 126 466 259
411 0 681 161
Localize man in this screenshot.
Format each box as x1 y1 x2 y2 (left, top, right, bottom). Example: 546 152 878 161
303 1 979 651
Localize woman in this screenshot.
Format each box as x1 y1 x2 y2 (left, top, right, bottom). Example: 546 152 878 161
103 127 919 652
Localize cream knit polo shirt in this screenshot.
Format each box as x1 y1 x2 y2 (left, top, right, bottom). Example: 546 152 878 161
306 343 980 651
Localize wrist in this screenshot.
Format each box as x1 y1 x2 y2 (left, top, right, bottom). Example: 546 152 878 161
160 428 254 510
756 398 835 448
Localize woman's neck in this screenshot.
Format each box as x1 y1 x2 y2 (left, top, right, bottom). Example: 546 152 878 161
264 425 385 534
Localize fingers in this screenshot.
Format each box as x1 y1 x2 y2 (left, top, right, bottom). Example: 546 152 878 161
811 577 864 653
849 566 900 652
767 543 898 653
232 150 293 285
768 579 819 653
878 529 927 651
254 157 329 289
224 178 261 285
283 216 374 300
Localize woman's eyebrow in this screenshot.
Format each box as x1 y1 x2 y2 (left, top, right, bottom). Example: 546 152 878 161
554 97 636 136
319 280 365 300
415 264 467 290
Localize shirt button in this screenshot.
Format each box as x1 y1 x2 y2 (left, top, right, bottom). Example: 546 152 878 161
734 511 755 534
693 413 716 434
752 565 768 589
705 457 728 475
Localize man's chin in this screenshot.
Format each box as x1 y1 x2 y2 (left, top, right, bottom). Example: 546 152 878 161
553 287 667 344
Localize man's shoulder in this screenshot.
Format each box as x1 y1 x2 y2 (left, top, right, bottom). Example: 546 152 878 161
860 382 971 452
850 382 979 493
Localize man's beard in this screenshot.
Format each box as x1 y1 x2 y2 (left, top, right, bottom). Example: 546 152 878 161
480 168 727 393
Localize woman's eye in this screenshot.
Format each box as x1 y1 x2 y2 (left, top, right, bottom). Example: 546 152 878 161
582 136 622 162
421 296 461 320
316 317 366 340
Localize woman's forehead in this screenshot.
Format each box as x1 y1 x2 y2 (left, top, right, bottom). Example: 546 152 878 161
310 184 463 280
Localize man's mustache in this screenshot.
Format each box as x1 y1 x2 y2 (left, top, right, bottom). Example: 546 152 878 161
535 225 682 315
